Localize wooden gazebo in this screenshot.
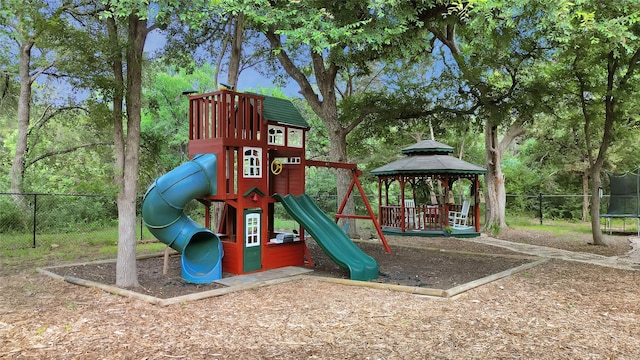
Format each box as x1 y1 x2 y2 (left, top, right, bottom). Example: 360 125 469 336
371 140 486 237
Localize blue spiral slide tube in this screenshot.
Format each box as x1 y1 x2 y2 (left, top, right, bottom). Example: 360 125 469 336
141 154 222 284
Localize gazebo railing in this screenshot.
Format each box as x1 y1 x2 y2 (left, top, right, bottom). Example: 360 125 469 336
380 204 476 232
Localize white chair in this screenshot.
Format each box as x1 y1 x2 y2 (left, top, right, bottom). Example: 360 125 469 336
404 199 415 209
448 199 472 230
404 199 416 228
404 199 427 229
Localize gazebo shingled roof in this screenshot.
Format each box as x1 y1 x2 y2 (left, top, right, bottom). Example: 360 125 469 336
371 140 486 176
402 139 454 155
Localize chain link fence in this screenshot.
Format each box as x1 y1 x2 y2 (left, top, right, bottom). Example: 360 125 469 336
0 193 152 250
305 192 610 223
506 193 611 222
0 191 621 251
301 192 612 225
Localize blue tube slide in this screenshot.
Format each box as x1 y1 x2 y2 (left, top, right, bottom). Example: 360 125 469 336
141 153 223 284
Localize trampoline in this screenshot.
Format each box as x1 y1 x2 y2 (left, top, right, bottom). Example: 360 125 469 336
600 169 640 236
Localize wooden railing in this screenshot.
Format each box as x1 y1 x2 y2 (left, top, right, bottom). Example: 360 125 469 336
380 204 475 231
189 90 264 142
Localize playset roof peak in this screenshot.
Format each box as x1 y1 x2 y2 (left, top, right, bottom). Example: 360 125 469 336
248 93 310 129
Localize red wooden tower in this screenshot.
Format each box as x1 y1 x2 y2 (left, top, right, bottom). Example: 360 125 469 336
187 89 310 275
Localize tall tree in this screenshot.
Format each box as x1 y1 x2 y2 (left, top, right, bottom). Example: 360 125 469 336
425 0 562 230
345 0 557 230
555 1 640 245
101 0 214 287
90 5 152 287
1 0 66 208
221 0 453 235
63 0 169 287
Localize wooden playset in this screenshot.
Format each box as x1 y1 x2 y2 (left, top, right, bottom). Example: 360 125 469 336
143 88 388 283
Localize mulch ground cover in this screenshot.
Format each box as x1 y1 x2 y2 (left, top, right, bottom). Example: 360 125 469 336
47 236 534 299
4 232 640 359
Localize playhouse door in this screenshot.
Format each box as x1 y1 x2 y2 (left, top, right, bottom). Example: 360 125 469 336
243 210 262 272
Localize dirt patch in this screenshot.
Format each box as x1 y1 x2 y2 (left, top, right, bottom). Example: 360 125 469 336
46 235 534 298
47 255 226 299
307 239 532 289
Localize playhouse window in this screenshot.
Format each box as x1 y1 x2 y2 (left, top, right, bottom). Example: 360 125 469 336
245 213 260 247
243 147 262 178
268 125 285 146
287 128 303 148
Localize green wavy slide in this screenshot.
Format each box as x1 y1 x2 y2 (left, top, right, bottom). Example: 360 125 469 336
273 193 378 281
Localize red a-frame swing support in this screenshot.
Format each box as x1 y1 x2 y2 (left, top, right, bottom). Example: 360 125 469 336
306 160 391 254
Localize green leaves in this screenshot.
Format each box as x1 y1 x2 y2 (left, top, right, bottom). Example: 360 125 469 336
99 0 215 28
139 61 218 181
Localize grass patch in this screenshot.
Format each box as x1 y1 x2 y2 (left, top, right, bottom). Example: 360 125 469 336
0 224 161 275
508 215 640 236
508 216 593 235
138 242 168 253
98 242 167 257
0 223 156 250
5 214 617 275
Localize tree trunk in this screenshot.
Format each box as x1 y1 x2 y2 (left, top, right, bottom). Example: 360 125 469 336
264 31 357 236
591 168 606 245
10 40 34 212
589 166 605 245
483 119 525 231
115 14 148 288
108 17 125 191
427 120 443 203
483 122 507 230
582 170 589 222
586 51 618 246
207 14 245 232
327 124 356 236
227 14 244 87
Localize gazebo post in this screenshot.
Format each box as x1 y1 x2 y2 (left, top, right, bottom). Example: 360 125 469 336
400 176 407 232
377 178 383 225
443 178 450 229
474 175 481 232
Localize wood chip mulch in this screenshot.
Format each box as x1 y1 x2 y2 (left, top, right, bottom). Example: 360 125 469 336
2 232 640 359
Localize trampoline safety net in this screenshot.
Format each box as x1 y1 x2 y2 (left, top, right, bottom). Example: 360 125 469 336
604 170 640 216
601 170 640 236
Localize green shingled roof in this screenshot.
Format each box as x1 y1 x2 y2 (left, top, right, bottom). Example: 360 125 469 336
370 154 486 175
259 95 310 129
402 140 454 155
371 140 486 176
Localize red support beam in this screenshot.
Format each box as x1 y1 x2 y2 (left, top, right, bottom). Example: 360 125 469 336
306 159 358 170
306 159 391 253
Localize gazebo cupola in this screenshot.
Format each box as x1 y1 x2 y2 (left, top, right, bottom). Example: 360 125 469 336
402 140 455 156
371 140 486 237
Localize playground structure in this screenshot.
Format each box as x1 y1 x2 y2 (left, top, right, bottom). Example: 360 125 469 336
371 140 486 237
600 169 640 236
142 89 388 284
